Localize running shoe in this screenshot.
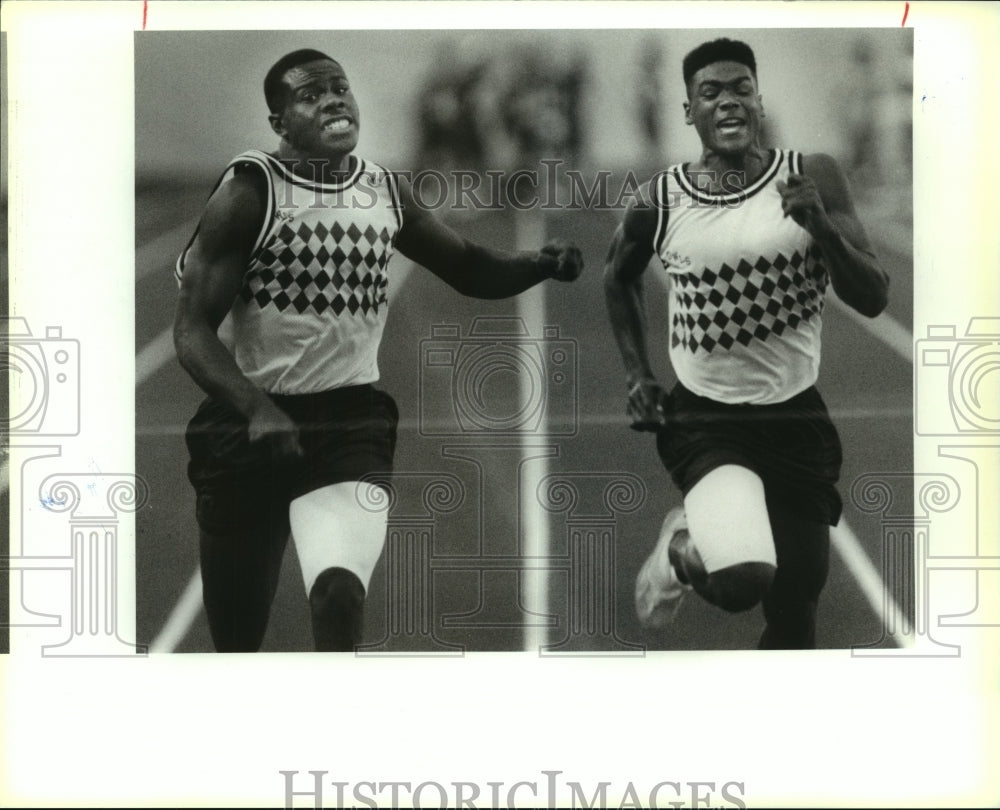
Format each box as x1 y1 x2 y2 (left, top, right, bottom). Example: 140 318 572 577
635 506 694 628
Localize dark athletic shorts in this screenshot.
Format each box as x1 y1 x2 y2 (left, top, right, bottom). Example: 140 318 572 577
655 382 843 526
185 384 398 535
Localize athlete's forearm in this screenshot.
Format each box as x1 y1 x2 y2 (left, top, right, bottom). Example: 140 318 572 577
604 270 656 385
445 243 549 299
174 316 270 419
813 223 889 318
791 154 890 318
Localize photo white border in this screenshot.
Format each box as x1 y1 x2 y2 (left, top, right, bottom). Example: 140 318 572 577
3 1 999 807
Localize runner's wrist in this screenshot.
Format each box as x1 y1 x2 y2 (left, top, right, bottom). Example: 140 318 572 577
626 372 656 389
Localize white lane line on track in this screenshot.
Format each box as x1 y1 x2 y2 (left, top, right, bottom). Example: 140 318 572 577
142 217 915 651
826 289 915 645
135 326 176 388
135 219 197 283
149 567 203 653
831 518 913 639
514 209 551 654
828 295 913 363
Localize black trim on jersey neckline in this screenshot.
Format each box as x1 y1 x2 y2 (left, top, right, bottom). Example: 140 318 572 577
673 148 784 206
384 171 405 234
256 149 365 192
652 172 670 256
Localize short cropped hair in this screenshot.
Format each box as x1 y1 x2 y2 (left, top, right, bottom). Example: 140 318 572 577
682 38 757 93
264 49 338 113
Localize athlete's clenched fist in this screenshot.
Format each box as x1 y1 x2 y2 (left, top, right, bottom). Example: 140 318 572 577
537 240 584 282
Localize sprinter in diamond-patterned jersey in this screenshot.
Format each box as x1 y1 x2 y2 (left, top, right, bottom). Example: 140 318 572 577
604 39 888 648
174 50 583 652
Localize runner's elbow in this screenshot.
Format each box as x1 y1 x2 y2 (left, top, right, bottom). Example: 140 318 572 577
173 310 209 367
862 273 890 318
173 319 195 367
603 263 639 303
602 262 625 294
850 287 888 319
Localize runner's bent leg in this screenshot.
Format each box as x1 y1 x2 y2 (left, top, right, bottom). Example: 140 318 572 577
289 480 390 651
681 464 777 612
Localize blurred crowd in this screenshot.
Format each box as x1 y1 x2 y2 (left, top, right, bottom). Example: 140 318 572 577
409 37 675 215
412 40 594 177
410 33 912 221
838 34 913 226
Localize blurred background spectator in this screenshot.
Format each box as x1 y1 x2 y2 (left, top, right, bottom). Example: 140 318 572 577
133 29 912 242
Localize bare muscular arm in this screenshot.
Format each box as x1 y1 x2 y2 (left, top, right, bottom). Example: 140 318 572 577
393 174 583 297
173 168 303 459
777 153 889 318
603 184 668 430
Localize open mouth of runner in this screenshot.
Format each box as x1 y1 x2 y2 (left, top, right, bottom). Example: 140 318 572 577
322 116 353 135
716 117 746 136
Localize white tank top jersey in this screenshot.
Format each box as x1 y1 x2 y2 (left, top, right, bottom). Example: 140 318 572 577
176 149 403 395
650 149 829 405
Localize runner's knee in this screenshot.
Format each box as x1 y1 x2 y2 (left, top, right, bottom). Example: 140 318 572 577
706 561 776 612
309 567 366 651
309 566 365 618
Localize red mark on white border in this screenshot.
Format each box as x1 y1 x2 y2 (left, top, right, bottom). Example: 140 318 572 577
901 1 910 26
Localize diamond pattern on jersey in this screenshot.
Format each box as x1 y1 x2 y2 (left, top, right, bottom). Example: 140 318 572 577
670 248 828 353
242 219 393 316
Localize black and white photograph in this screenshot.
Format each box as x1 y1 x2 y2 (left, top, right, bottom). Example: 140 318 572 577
135 27 914 655
2 1 998 808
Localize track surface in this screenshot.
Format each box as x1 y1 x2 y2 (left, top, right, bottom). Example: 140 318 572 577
135 171 913 654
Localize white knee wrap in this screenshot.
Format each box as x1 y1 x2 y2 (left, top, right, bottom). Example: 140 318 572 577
289 481 390 594
683 465 777 574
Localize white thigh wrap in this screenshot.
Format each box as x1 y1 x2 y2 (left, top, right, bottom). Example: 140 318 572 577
289 481 390 594
682 465 777 574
